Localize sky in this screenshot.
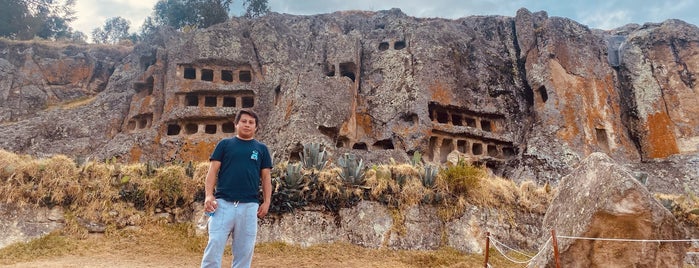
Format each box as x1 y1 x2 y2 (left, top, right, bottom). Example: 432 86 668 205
72 0 699 39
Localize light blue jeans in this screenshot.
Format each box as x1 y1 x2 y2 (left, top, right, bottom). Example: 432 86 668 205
201 199 259 268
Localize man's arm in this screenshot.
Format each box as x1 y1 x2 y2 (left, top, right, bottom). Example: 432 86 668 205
204 160 221 213
257 168 272 218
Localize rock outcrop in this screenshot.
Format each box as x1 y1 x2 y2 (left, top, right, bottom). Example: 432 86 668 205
529 152 688 267
0 8 698 190
0 204 65 248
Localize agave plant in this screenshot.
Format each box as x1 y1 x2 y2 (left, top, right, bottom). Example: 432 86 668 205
285 162 305 190
420 164 439 188
337 153 365 186
411 151 422 167
269 162 307 213
301 143 328 170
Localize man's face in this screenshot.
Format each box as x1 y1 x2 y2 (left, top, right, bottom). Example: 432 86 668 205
235 113 257 139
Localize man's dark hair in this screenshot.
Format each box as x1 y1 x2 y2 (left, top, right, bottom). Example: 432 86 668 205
235 109 259 128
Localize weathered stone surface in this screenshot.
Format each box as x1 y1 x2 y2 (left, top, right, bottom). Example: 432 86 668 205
529 152 689 268
0 9 698 193
0 204 64 248
388 205 443 250
258 210 342 247
448 206 546 254
617 20 699 159
338 201 392 248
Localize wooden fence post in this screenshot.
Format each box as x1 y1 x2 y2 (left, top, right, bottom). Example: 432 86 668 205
551 229 560 268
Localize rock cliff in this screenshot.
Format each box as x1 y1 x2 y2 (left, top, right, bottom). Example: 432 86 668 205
0 8 698 192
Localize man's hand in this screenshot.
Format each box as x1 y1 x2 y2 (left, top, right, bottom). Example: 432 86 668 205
257 202 270 218
204 195 218 213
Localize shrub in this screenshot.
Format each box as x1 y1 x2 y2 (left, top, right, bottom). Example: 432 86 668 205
439 161 486 196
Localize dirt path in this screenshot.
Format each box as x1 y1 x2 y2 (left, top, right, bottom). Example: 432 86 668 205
0 248 470 268
0 226 506 268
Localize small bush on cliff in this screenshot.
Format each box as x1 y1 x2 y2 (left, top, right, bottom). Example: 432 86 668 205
656 190 699 227
439 160 485 196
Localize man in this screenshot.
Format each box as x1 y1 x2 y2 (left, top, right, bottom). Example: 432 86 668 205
201 109 272 268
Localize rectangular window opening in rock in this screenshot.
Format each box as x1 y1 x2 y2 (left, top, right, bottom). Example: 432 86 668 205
185 94 199 106
325 63 336 77
339 62 356 82
487 144 499 157
223 96 236 107
465 117 476 127
336 136 349 148
239 70 252 83
221 70 234 82
439 138 453 163
242 96 254 108
472 143 483 155
596 128 610 151
204 96 217 107
481 120 492 132
185 123 198 134
427 136 438 161
352 142 368 150
201 69 214 81
205 124 217 134
318 125 339 140
393 40 406 50
452 114 463 126
502 146 515 157
127 120 136 131
537 86 548 103
146 76 154 95
184 67 196 79
457 140 468 154
372 139 395 150
274 85 281 106
378 42 389 51
167 124 181 136
436 110 449 124
222 122 235 133
138 118 148 129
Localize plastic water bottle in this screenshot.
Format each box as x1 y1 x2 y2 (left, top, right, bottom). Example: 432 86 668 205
197 211 214 230
197 200 216 230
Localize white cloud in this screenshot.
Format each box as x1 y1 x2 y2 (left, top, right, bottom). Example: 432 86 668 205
73 0 159 38
70 0 699 42
580 10 632 30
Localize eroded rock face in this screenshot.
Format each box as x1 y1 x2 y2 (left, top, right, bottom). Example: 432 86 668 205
0 204 64 248
0 9 698 190
529 152 688 268
617 20 699 159
255 201 544 252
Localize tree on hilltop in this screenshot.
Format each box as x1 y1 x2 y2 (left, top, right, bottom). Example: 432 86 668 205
244 0 270 18
139 0 270 38
91 17 131 44
0 0 77 40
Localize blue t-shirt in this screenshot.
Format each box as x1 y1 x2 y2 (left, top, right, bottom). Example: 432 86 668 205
210 137 273 203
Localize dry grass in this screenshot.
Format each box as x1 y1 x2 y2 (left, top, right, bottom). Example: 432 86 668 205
0 149 553 267
655 193 699 226
0 222 529 268
0 149 553 228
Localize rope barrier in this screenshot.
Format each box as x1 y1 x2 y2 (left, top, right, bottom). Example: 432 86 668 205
489 236 535 258
488 235 551 265
485 233 699 266
556 235 699 243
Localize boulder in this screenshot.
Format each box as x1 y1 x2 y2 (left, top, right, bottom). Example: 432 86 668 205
529 152 688 267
